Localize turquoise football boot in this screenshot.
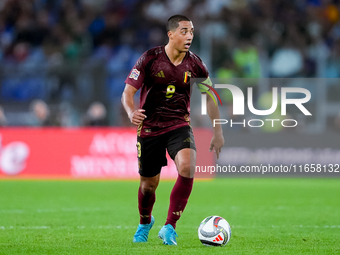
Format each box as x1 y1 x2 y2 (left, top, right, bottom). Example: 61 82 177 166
133 216 155 243
158 224 178 245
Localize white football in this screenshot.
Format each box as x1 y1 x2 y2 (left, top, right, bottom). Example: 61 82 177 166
198 215 231 246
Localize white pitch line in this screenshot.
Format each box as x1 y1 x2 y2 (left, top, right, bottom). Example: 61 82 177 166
0 207 109 214
0 209 25 214
0 225 339 230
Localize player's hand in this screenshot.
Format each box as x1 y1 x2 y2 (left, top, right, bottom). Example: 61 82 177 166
209 132 225 159
129 109 147 126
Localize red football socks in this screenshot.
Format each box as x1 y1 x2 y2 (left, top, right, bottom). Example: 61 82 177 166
138 186 155 224
165 174 194 229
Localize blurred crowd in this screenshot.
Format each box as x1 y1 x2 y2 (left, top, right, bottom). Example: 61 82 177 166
0 0 340 130
2 0 340 76
0 100 109 127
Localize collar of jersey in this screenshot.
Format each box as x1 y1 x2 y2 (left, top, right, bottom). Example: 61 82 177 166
162 45 189 66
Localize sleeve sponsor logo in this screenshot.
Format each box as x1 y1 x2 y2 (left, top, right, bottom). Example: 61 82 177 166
129 69 140 80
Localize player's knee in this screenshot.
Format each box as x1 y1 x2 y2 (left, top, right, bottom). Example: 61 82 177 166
141 183 156 196
178 162 193 178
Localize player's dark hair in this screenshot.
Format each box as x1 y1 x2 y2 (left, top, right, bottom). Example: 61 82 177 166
167 15 191 31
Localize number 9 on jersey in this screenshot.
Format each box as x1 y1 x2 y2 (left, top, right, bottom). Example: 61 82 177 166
166 85 175 98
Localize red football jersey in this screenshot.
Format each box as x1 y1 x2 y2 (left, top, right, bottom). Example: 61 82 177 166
125 45 209 137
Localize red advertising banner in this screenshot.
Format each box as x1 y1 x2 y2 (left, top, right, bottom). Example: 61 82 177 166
0 128 214 179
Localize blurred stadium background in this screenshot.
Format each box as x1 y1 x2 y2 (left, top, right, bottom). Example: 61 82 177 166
0 0 340 130
0 0 340 179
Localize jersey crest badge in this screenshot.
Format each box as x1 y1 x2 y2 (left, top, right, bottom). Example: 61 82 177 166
129 69 140 80
183 71 191 83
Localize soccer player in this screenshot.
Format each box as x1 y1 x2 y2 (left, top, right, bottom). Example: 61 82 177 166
121 15 224 245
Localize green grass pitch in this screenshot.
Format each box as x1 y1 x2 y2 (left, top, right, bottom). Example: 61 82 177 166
0 178 339 254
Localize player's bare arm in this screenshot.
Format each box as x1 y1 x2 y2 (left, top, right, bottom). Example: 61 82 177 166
121 84 147 126
206 92 225 159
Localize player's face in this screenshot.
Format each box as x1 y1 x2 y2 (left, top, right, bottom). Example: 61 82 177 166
170 21 194 52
